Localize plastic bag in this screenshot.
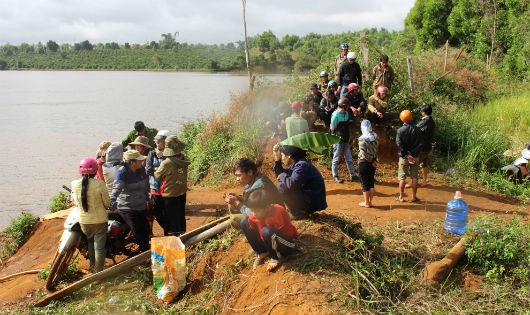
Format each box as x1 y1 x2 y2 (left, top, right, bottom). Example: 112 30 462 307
151 236 186 303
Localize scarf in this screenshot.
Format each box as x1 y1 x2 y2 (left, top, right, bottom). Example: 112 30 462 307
359 120 376 142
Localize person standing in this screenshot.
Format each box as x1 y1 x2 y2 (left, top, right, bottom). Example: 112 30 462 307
95 141 111 181
72 157 110 272
414 104 436 187
395 110 423 203
371 54 394 95
146 130 171 233
154 135 190 236
273 145 327 220
102 142 123 196
357 120 379 208
285 101 309 138
330 98 359 183
337 52 363 99
333 43 349 82
110 150 150 252
121 121 158 149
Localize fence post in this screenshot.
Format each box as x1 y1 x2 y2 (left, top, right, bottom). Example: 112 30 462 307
407 57 415 95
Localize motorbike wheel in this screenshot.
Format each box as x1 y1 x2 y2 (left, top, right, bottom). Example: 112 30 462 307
121 230 141 257
46 246 76 291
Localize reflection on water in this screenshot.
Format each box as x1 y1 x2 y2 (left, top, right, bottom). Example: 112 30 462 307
0 71 284 228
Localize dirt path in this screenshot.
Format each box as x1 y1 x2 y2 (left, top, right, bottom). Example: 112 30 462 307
0 165 527 309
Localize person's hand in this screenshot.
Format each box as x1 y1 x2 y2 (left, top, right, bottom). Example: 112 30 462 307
354 108 360 116
273 144 282 161
407 155 416 164
109 205 117 211
224 193 238 205
372 161 379 168
377 111 383 118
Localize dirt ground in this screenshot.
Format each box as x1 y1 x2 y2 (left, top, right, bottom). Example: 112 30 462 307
1 132 528 313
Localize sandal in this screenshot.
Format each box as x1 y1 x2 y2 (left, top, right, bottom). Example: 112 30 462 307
395 195 405 202
253 254 269 270
266 258 282 272
410 197 421 203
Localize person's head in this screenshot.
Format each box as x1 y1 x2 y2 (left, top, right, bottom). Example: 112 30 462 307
129 136 152 155
154 130 171 151
246 190 271 219
420 104 433 117
309 82 318 94
347 52 357 64
163 135 186 157
361 119 373 137
327 80 338 91
96 141 112 158
347 83 360 95
291 100 302 114
78 157 98 212
340 43 349 56
326 89 336 101
279 145 306 165
234 158 258 186
379 54 389 68
134 121 146 136
319 71 329 82
123 150 146 171
338 97 350 112
400 110 413 124
376 85 388 98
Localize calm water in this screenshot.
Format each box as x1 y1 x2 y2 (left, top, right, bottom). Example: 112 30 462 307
0 71 283 228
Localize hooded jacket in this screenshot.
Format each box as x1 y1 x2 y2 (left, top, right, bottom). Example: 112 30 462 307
237 172 283 217
154 154 190 197
102 142 123 195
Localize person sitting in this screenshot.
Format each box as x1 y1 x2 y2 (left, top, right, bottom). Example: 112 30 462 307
318 71 330 94
223 158 283 228
240 190 298 272
285 101 309 138
345 83 367 120
122 121 158 149
327 80 341 99
318 89 339 129
302 83 322 130
273 145 327 220
367 85 395 125
265 101 289 139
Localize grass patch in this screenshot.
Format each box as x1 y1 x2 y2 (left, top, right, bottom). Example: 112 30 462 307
48 191 72 213
0 211 38 258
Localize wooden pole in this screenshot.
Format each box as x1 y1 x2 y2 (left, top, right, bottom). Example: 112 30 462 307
443 40 449 73
359 32 369 83
0 269 41 283
242 0 252 91
34 216 232 307
407 57 415 95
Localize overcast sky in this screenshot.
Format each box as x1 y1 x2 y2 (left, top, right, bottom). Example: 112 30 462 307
0 0 416 45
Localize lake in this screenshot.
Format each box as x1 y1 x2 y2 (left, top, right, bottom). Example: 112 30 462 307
0 71 284 228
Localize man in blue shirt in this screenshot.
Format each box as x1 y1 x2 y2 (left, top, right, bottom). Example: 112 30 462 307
330 98 359 183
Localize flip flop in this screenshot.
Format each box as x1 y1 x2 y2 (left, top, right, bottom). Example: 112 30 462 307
267 258 283 272
395 195 405 202
410 197 421 203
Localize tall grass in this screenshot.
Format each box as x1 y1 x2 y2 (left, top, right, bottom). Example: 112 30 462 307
1 212 39 258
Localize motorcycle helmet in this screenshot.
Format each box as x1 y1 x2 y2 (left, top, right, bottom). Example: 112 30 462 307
340 43 349 50
78 157 98 175
347 52 357 60
338 98 351 108
522 144 530 160
400 110 413 123
347 83 359 92
320 71 329 78
327 80 337 87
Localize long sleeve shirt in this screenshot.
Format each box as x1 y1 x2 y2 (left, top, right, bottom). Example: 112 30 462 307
71 178 110 225
248 204 298 240
396 123 423 158
337 61 363 86
110 166 149 211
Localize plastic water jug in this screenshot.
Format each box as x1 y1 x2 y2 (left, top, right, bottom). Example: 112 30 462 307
444 191 469 235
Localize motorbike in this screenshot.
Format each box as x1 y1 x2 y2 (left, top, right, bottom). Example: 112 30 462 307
501 143 530 184
46 192 140 291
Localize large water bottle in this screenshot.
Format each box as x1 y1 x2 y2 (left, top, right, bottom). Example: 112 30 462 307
444 191 469 235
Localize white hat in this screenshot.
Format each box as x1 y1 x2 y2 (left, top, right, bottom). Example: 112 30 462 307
154 130 172 141
347 52 357 60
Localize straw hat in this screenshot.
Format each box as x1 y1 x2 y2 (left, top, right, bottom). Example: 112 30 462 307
123 150 147 162
96 141 112 156
129 136 152 149
163 135 186 156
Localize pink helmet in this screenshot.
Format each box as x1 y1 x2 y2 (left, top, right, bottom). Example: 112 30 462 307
78 157 98 175
347 83 359 92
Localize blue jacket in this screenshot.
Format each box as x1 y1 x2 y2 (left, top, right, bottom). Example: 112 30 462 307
274 159 327 214
110 166 149 211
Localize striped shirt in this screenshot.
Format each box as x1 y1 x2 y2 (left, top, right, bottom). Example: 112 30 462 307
358 135 379 162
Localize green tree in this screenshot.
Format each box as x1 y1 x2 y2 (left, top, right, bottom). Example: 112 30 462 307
160 33 177 49
280 34 300 51
46 40 59 52
405 0 453 49
254 30 280 52
0 59 7 70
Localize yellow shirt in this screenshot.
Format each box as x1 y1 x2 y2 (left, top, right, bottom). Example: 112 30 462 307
71 178 110 224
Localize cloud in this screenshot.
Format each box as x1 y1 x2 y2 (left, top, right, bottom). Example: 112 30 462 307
0 0 415 45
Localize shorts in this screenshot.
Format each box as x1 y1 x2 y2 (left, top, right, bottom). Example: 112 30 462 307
398 157 419 180
418 151 431 168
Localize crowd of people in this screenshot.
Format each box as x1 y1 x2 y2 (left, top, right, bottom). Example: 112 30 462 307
72 44 436 274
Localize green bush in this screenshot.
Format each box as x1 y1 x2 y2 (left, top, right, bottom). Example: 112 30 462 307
48 191 72 213
466 216 530 286
1 212 39 257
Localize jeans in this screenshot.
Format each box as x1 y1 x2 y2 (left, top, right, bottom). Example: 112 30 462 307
332 142 356 178
80 222 107 272
241 216 296 260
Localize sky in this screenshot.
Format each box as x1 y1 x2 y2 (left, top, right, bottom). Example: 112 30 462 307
0 0 416 45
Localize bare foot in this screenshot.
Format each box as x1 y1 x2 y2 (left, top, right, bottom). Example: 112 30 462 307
266 258 282 272
358 201 371 208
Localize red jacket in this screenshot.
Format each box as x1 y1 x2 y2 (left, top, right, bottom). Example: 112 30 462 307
248 204 298 240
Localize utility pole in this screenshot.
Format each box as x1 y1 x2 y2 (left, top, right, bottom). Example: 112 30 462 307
242 0 253 91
